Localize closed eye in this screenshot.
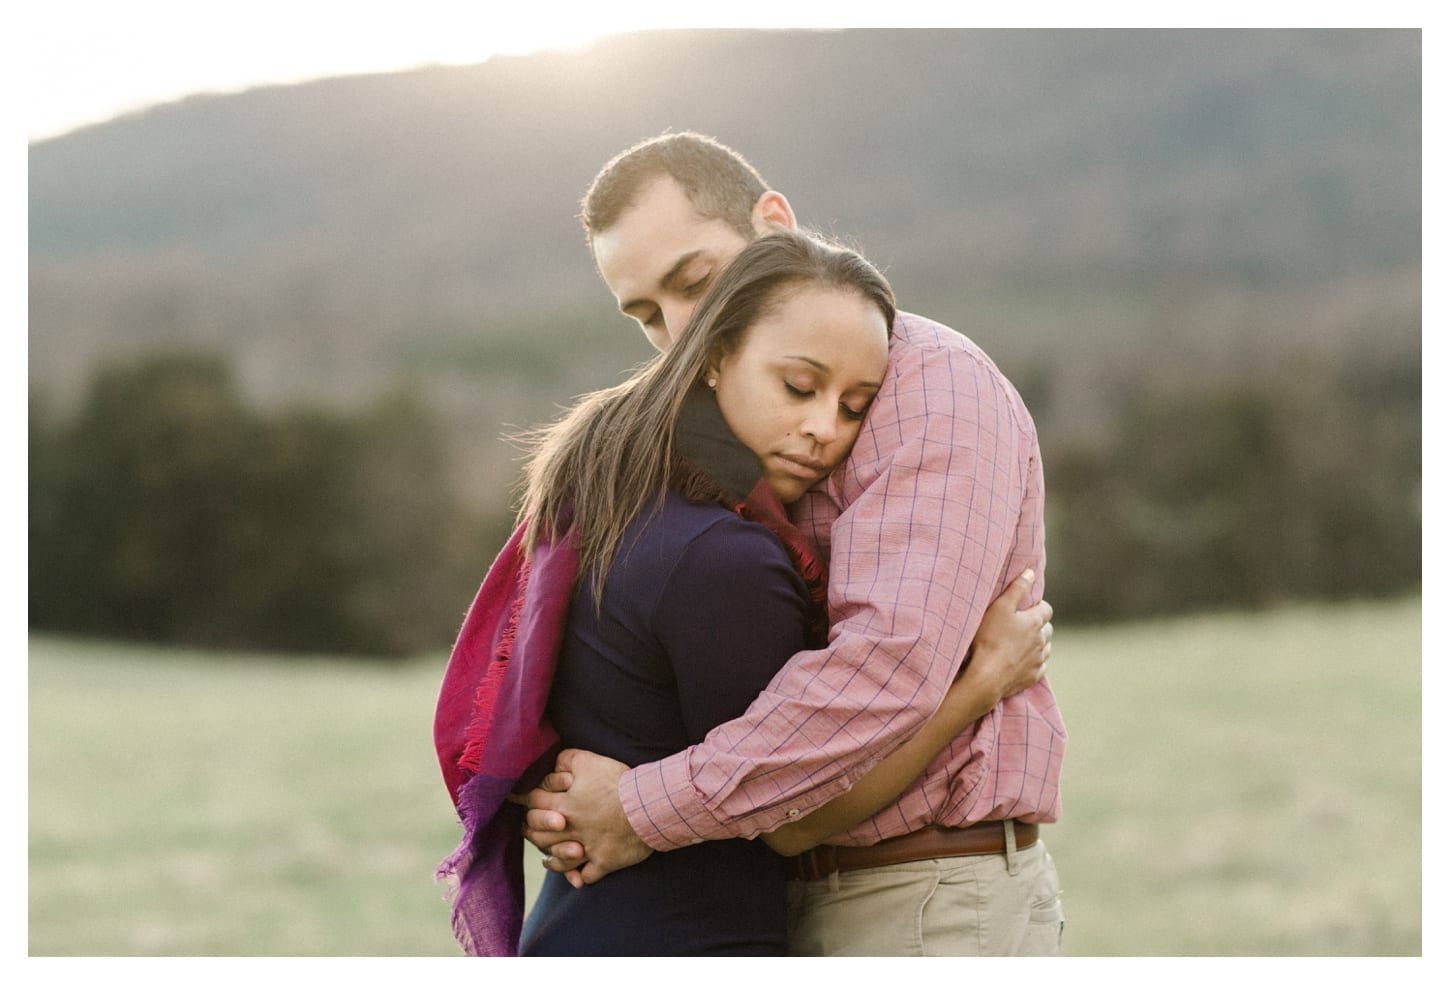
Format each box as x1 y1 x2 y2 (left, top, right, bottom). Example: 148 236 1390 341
786 382 869 421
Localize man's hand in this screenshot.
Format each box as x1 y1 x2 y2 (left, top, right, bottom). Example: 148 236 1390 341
520 748 653 888
960 569 1053 705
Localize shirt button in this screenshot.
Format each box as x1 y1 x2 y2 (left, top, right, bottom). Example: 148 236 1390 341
787 809 800 817
690 837 704 845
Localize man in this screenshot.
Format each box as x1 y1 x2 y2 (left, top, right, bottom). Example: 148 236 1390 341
523 132 1066 956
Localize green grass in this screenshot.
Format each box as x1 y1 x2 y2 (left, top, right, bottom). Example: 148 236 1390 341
1045 595 1422 955
27 639 467 956
28 595 1421 955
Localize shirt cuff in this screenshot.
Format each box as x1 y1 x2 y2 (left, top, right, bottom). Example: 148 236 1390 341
619 749 729 851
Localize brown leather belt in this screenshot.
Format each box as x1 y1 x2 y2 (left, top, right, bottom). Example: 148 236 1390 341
785 821 1038 881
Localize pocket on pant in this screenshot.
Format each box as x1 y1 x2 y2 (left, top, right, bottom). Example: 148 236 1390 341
1029 890 1063 925
1024 852 1064 955
1023 899 1064 955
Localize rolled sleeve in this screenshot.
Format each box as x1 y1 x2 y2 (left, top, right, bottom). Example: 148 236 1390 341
621 752 716 850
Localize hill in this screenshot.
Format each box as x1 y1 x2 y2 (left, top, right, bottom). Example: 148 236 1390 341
27 29 1423 632
30 28 1420 400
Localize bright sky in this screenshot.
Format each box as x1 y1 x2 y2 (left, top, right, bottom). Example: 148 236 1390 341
22 1 626 142
19 1 998 143
23 3 1431 143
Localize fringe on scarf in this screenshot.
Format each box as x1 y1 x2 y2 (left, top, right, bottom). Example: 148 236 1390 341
456 552 532 777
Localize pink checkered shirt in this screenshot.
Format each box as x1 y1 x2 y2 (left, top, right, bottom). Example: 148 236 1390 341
620 312 1067 849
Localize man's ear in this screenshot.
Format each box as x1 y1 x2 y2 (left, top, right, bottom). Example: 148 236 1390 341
751 191 797 235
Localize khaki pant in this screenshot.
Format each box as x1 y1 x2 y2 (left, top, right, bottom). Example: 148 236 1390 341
785 831 1064 956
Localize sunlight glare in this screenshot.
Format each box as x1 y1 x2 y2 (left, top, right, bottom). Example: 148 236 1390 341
25 1 609 141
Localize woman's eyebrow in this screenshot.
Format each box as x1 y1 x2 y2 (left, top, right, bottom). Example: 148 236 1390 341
780 355 882 390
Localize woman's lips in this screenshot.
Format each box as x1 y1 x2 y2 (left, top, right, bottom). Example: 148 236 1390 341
774 453 829 480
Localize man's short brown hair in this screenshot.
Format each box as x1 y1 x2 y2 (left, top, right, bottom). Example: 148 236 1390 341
581 131 769 243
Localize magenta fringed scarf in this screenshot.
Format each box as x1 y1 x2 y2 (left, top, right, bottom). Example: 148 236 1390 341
433 520 578 956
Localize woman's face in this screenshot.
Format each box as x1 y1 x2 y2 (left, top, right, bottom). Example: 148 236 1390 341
711 283 890 504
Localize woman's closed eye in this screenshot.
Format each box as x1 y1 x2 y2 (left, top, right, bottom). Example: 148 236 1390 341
785 381 871 422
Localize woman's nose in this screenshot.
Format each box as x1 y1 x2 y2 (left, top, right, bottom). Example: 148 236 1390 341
800 402 838 444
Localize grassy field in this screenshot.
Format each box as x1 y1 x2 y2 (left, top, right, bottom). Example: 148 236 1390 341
28 595 1421 956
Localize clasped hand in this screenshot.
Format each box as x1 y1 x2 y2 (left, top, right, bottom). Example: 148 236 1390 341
514 748 652 888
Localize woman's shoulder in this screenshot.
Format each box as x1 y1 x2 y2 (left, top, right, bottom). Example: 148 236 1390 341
632 490 792 564
610 493 800 599
605 492 812 650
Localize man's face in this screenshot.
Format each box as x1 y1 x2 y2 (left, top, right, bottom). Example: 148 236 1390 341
592 177 752 352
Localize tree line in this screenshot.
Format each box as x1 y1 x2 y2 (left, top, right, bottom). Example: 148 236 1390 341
1042 341 1421 621
28 344 1420 657
28 353 498 657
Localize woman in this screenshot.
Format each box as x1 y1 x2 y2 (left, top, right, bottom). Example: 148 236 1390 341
435 230 1049 955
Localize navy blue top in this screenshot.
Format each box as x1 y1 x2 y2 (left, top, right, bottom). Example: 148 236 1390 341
519 490 812 956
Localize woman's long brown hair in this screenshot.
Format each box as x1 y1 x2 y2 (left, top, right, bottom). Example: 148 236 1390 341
516 229 894 609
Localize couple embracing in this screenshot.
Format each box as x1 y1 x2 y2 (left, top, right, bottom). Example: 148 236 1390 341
434 132 1067 957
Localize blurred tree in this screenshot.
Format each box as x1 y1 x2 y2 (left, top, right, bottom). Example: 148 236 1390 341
1044 347 1421 622
29 338 1419 653
28 352 492 656
38 353 255 640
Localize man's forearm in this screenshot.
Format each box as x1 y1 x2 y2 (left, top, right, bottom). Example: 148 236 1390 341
760 681 997 856
621 740 860 850
758 572 1050 858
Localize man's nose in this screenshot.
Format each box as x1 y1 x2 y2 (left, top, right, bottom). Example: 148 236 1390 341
663 301 698 345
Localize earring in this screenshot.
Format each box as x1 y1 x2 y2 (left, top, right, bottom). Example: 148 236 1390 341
707 377 718 389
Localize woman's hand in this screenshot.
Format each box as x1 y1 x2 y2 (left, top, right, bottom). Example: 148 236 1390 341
956 569 1053 710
